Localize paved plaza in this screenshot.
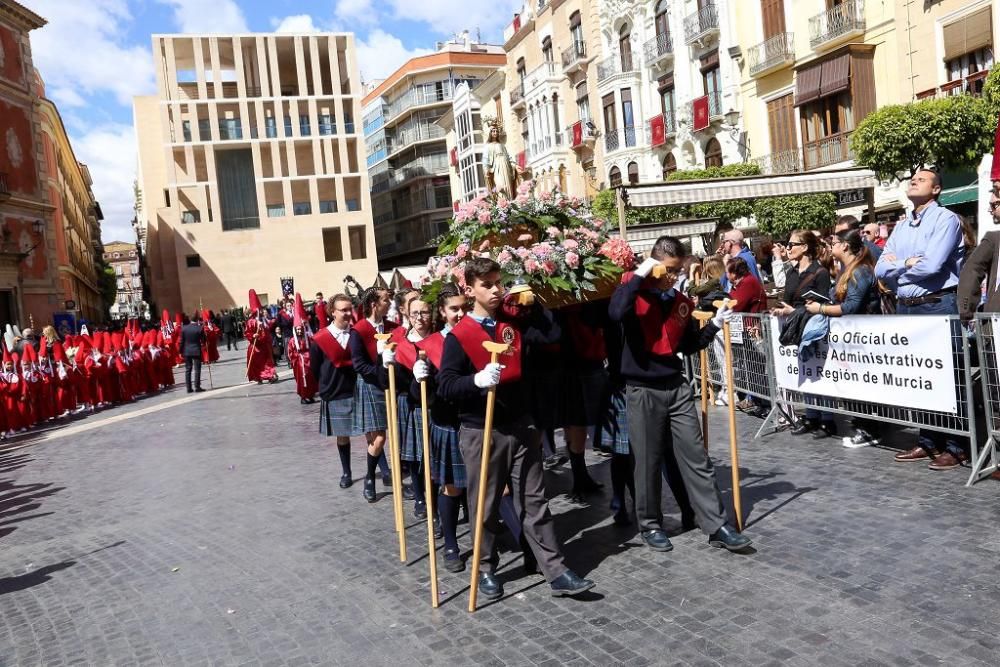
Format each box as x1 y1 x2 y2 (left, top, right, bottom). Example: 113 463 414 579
1 348 998 666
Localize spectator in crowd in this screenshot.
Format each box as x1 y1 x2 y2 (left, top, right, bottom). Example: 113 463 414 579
771 229 835 437
756 241 774 283
726 257 768 314
771 241 791 289
719 229 761 290
805 228 881 447
875 168 967 470
837 215 882 260
958 182 1000 318
688 255 728 311
864 222 886 249
220 310 238 351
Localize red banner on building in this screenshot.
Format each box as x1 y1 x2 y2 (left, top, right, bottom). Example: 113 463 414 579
512 14 521 33
516 151 526 169
571 121 583 147
649 114 665 147
449 147 458 167
692 96 710 132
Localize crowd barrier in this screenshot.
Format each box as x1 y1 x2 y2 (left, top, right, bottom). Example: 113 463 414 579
688 312 996 487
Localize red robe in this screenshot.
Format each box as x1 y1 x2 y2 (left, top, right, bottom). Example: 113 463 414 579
202 323 220 363
287 334 317 400
245 319 278 382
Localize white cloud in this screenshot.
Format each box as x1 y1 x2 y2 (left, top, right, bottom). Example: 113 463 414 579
70 124 139 243
384 0 521 39
272 14 321 33
29 0 155 107
356 29 432 83
157 0 249 33
335 0 377 26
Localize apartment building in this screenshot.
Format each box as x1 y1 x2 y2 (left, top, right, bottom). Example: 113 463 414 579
502 0 606 198
437 80 490 204
363 36 505 266
103 241 145 320
594 0 745 187
134 33 378 314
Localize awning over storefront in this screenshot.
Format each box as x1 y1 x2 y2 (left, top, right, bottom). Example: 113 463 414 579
622 168 880 208
938 184 978 207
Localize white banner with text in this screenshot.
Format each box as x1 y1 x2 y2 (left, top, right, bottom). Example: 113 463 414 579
771 315 957 414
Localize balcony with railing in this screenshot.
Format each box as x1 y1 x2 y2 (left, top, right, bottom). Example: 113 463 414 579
390 123 447 156
748 32 795 77
684 4 719 45
643 33 673 69
809 0 865 51
385 83 454 123
520 60 561 97
561 40 588 73
688 89 724 129
916 70 991 100
597 52 639 85
604 126 643 153
803 132 854 170
510 84 526 110
751 149 804 175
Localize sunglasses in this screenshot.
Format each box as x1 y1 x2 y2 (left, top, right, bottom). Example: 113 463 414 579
787 241 808 247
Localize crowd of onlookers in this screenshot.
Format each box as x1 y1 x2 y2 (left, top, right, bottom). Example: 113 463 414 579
676 168 999 478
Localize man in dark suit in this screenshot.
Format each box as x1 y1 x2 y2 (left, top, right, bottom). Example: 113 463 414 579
181 313 206 393
958 184 1000 319
221 310 238 351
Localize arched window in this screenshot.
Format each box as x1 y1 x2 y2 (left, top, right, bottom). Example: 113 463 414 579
627 161 639 185
609 166 622 188
704 137 722 168
655 0 670 39
662 153 677 180
542 36 553 63
619 24 633 71
569 11 583 47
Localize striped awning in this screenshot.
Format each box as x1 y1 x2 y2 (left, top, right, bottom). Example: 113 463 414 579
623 168 879 208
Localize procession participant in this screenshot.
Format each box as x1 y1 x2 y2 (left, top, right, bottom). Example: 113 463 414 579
350 287 396 502
415 283 468 571
437 257 596 599
2 345 26 435
558 302 608 502
201 309 220 364
0 345 13 437
609 236 751 554
313 291 329 330
289 294 318 404
383 297 434 518
245 290 279 384
154 329 174 388
19 347 39 429
310 294 363 489
51 341 74 416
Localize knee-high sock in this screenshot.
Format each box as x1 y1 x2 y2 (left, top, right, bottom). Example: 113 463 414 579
377 449 389 475
438 492 459 552
366 453 379 480
337 444 351 477
411 461 425 503
569 450 593 489
610 453 632 509
498 494 522 544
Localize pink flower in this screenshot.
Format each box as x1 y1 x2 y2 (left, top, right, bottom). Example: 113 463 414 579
592 218 605 228
456 243 469 259
515 247 530 259
539 190 553 202
546 226 561 238
515 193 530 206
562 239 579 250
524 259 539 273
517 179 533 195
565 251 579 268
496 196 510 210
533 243 553 258
451 266 465 282
517 233 534 242
498 250 513 264
582 229 600 241
477 210 492 224
542 260 556 275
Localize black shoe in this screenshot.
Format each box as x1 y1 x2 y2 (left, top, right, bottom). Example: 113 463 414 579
339 474 352 489
305 397 316 404
195 387 205 393
443 548 464 573
363 477 376 503
613 508 631 526
549 570 595 597
402 484 415 500
813 421 838 439
186 388 193 393
478 572 503 600
568 491 588 505
640 529 674 552
300 398 309 405
414 500 427 519
382 473 392 488
790 418 819 435
708 524 752 552
543 454 568 471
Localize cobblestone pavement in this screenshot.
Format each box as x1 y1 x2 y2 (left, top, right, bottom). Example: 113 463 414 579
1 348 999 666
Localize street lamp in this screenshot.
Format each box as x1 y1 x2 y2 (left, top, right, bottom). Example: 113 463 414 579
723 109 750 162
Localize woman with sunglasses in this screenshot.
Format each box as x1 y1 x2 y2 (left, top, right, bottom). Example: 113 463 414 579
771 229 835 438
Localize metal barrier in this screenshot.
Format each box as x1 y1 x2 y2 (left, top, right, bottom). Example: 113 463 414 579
972 314 999 483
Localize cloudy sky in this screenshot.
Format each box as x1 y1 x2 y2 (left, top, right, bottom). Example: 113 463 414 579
27 0 520 242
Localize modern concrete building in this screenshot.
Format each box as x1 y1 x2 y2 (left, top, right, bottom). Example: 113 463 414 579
103 241 145 321
134 32 379 313
362 35 505 266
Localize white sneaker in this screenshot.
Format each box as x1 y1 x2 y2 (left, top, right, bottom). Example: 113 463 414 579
842 430 879 448
714 394 729 407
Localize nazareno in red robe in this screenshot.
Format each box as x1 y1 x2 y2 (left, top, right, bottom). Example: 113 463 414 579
287 333 317 400
245 319 278 382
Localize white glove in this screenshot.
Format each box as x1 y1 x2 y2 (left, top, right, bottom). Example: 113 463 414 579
473 362 502 389
635 257 661 278
712 302 733 328
376 339 386 355
413 359 430 382
381 346 396 368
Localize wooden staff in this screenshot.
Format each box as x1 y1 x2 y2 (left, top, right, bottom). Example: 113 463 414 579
245 329 258 380
376 333 407 562
717 299 744 530
468 340 510 613
693 310 713 450
417 351 439 607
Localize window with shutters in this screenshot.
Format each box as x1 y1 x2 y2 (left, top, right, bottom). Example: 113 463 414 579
765 94 799 172
627 161 639 185
662 153 677 179
621 89 635 147
704 138 722 168
761 0 785 39
609 166 622 188
542 37 553 63
942 7 993 97
576 81 591 124
658 75 676 131
655 1 670 39
619 25 633 71
602 93 617 134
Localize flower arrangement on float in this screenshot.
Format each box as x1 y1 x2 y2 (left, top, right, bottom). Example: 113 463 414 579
423 180 635 306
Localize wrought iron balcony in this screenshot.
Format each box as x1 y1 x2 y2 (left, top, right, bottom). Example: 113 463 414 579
603 126 641 153
643 32 673 68
809 0 865 50
751 149 803 175
803 132 854 170
688 90 724 129
597 52 639 84
561 40 587 73
510 84 525 109
748 32 795 77
684 4 719 45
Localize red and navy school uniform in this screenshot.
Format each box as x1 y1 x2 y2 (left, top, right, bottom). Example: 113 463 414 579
348 318 394 433
413 329 465 488
389 327 424 463
310 325 361 438
558 301 611 429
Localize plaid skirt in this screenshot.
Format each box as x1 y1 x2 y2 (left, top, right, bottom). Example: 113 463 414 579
318 395 362 438
431 422 466 488
396 392 425 462
527 367 565 430
600 388 631 455
562 365 609 427
354 377 387 434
